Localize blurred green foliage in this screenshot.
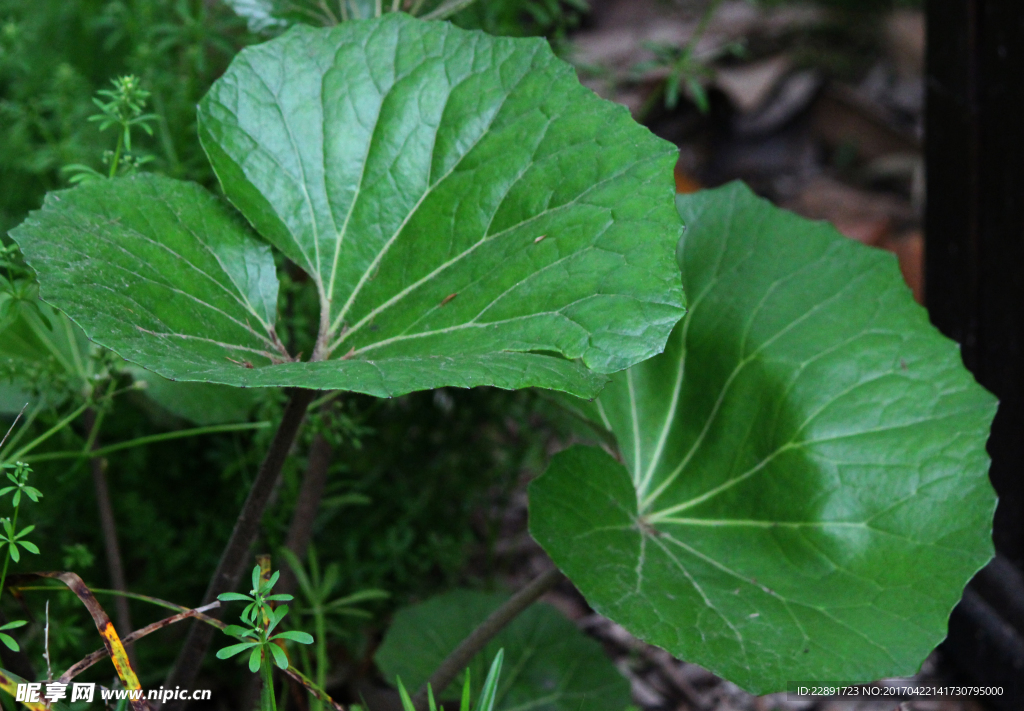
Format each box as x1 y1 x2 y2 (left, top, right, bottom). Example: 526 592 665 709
0 0 251 236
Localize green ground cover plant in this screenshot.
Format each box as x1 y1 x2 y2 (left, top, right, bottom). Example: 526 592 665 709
0 4 995 711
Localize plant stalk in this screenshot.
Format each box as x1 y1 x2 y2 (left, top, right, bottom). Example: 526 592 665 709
260 650 277 711
0 405 26 453
278 433 333 596
312 602 327 711
6 399 92 462
412 567 562 710
84 407 137 670
109 131 124 179
160 388 317 710
24 422 270 463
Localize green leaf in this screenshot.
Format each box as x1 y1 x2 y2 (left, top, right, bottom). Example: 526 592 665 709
222 624 257 638
225 0 382 33
14 17 685 399
0 632 20 652
242 601 258 625
17 540 38 555
375 589 631 710
529 183 998 693
223 0 287 34
323 589 389 609
265 570 281 592
11 175 283 378
472 649 503 711
0 620 26 631
217 641 260 659
217 592 254 602
248 645 264 673
272 630 314 644
267 604 288 633
269 643 289 670
201 15 682 396
396 677 415 711
129 366 262 426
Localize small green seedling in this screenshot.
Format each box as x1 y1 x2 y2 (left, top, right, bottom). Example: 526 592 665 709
396 649 505 711
0 459 41 651
0 460 43 508
62 75 157 183
217 565 314 711
281 547 388 711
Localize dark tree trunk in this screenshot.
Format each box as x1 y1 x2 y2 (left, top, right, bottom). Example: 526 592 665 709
926 2 1024 706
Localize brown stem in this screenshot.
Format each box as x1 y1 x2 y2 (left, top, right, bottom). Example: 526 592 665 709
84 408 137 670
279 433 333 594
160 388 317 710
62 602 221 682
412 568 562 710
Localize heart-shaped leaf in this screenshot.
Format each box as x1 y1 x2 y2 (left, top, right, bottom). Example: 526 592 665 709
375 589 631 710
530 183 997 693
12 15 684 399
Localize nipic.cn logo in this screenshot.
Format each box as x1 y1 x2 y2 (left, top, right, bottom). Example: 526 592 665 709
16 683 213 704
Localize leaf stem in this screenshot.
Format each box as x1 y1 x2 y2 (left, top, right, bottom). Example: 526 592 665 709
11 585 214 614
278 434 332 596
261 651 277 711
22 422 271 463
5 399 92 463
0 404 41 459
109 131 124 179
160 388 317 709
411 567 562 710
84 407 137 669
421 0 479 20
0 405 27 453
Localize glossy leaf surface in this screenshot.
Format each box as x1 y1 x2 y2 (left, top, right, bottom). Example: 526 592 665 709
375 589 631 710
198 14 682 389
13 16 684 398
530 183 997 692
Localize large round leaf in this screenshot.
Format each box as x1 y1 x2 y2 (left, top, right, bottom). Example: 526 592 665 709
530 182 997 692
12 15 683 398
375 589 632 711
